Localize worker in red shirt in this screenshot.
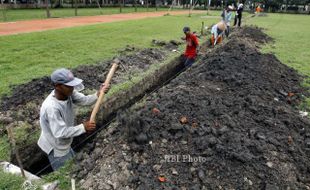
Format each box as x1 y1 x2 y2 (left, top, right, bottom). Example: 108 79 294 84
182 26 199 67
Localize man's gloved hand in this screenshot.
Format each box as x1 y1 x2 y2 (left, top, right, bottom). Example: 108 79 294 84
97 83 110 97
83 121 96 133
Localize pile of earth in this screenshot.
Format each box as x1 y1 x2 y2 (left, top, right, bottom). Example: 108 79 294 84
73 27 310 190
231 25 274 44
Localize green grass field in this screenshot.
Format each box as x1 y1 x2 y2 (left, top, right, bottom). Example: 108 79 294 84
247 13 310 109
0 7 178 22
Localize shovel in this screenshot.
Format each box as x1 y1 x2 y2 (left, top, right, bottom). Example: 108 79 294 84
90 60 119 122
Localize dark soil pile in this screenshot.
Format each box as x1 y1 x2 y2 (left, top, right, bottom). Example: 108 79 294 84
75 27 310 189
231 25 274 44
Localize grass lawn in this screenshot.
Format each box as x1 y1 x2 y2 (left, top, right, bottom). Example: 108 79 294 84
247 13 310 109
0 7 181 22
0 12 219 98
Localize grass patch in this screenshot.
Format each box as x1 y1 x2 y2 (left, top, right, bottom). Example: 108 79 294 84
0 133 10 161
0 170 25 190
0 7 177 22
247 13 310 109
0 12 219 97
42 159 75 190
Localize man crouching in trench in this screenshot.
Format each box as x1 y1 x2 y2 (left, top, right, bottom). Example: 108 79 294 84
37 68 109 171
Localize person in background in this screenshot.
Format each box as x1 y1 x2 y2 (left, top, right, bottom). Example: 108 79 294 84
224 5 233 37
182 26 199 67
234 1 244 27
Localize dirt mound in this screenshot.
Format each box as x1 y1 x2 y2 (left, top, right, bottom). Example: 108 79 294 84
231 26 274 44
75 27 310 189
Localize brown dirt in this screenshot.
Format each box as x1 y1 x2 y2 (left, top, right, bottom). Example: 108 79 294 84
0 10 205 36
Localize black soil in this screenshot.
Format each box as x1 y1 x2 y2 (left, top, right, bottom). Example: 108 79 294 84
73 27 310 189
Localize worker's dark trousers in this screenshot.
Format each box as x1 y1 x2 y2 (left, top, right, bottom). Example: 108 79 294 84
225 26 230 37
234 14 242 27
182 55 195 67
48 148 75 171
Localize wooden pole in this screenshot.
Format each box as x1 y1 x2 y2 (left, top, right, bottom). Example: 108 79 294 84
6 126 26 179
90 62 118 122
201 21 204 35
71 179 76 190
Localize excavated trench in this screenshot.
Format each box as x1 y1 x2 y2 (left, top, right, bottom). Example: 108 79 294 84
34 56 186 175
0 42 193 176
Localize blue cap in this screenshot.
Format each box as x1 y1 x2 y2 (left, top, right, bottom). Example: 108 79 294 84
51 68 83 87
183 26 190 33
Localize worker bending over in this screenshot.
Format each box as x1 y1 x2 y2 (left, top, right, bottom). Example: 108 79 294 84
211 21 226 46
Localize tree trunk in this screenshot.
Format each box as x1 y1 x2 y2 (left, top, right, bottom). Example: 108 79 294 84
96 0 103 14
189 0 192 16
1 0 7 22
45 0 51 18
207 0 210 14
134 0 137 12
119 0 122 12
74 0 78 16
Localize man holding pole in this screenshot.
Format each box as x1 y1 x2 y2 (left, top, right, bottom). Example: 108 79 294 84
38 68 109 171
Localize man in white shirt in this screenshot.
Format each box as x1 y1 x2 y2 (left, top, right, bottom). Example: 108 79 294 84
224 5 233 37
38 68 108 170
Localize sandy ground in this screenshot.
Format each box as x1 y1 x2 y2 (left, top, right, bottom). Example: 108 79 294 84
0 10 205 36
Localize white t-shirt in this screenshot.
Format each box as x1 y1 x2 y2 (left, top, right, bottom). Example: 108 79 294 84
38 90 97 157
